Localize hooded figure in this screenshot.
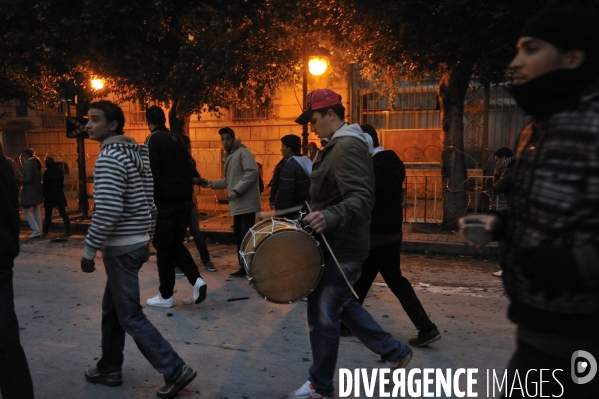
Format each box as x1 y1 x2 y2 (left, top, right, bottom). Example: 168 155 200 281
42 157 70 236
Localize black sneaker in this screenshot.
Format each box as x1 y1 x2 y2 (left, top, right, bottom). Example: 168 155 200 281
229 268 247 278
409 326 441 347
203 261 217 272
84 368 123 387
157 364 197 398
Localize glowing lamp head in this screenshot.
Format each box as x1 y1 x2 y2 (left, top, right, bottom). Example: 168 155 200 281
308 57 328 76
91 78 105 91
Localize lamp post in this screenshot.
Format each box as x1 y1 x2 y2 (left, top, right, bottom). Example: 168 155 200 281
301 54 328 155
75 75 105 219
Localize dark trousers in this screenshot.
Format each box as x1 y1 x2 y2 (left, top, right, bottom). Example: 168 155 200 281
233 213 256 267
501 340 598 398
188 205 210 264
43 205 70 235
353 239 435 332
152 203 200 299
0 267 34 399
98 245 184 383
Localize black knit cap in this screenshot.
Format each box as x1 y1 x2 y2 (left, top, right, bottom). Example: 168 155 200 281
520 0 599 57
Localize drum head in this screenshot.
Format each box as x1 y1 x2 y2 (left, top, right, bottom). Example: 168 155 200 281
251 230 323 304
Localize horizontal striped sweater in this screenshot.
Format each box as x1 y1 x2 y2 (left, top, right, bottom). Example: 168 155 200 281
84 135 157 260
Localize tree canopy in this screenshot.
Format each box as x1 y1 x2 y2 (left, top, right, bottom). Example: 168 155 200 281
1 0 324 129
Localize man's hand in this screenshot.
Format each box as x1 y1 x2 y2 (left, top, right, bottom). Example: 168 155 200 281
457 215 499 250
304 211 327 234
192 177 203 186
200 180 212 189
80 257 96 273
228 191 238 202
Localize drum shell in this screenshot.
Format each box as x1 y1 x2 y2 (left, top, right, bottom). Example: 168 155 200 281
240 218 324 304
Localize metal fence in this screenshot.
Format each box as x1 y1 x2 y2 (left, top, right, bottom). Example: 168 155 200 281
352 75 530 170
403 172 501 224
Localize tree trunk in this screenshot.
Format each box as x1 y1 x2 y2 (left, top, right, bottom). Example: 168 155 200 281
438 62 474 231
168 98 191 136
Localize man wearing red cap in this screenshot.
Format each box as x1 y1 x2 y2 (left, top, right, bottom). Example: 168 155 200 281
284 89 412 399
459 1 599 396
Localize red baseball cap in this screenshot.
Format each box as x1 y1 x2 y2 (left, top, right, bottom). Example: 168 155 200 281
295 89 342 125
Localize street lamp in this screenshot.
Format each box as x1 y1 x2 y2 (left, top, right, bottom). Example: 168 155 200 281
90 78 105 91
308 57 328 76
301 51 329 154
75 74 105 219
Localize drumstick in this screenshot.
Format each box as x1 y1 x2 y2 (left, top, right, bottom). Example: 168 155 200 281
305 202 359 300
256 205 303 219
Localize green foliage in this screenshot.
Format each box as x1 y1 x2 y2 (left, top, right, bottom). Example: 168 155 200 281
0 0 327 118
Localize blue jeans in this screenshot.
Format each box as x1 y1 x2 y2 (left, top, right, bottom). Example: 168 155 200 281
22 204 42 235
97 245 185 383
0 268 34 399
307 256 410 397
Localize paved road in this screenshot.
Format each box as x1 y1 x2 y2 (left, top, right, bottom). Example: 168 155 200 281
11 233 514 399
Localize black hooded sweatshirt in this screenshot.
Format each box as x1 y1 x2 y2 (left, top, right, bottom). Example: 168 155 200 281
371 150 406 235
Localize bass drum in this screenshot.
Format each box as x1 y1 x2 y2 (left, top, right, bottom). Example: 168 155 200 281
240 218 324 304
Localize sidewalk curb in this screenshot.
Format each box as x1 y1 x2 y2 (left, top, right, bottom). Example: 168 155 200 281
22 219 496 257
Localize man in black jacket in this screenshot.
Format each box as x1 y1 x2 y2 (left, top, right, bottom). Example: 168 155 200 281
144 106 207 308
342 124 441 347
459 1 599 396
0 142 34 399
272 134 311 219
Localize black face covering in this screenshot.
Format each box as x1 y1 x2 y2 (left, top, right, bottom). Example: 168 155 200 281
506 68 595 120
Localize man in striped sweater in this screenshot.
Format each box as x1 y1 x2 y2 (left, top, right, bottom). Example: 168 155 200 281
81 101 196 398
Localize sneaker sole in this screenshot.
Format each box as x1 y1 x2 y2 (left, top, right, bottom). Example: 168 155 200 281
396 350 413 369
157 369 197 398
195 284 207 304
409 332 441 347
204 267 217 272
146 301 174 308
84 371 122 387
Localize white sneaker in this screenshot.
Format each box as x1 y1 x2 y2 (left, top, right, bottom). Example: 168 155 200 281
146 293 174 308
28 232 42 238
491 270 503 277
283 380 317 399
193 278 207 304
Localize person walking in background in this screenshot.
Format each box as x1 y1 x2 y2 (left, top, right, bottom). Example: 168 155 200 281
459 1 599 396
285 89 412 399
268 157 286 210
0 142 34 399
341 124 441 347
307 141 320 162
203 127 261 278
180 135 216 272
81 101 197 398
17 148 43 238
144 106 207 308
272 134 311 219
490 147 514 278
42 157 71 238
